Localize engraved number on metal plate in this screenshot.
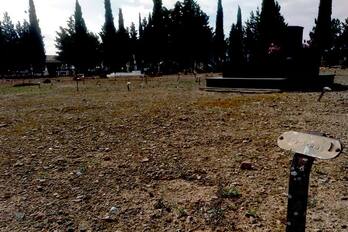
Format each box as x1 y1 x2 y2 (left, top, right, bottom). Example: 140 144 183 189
277 131 342 160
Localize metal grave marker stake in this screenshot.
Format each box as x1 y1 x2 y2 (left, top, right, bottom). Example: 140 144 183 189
277 131 342 232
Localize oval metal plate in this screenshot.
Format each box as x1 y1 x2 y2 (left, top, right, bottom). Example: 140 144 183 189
277 131 342 160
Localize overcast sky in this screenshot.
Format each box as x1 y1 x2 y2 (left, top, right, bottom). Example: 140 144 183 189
1 0 347 55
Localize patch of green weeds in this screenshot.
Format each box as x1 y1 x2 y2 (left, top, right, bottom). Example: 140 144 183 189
79 164 87 174
176 206 188 218
245 209 257 218
221 186 241 198
207 207 225 224
308 197 318 209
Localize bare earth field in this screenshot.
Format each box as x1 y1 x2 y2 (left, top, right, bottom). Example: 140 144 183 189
0 72 347 232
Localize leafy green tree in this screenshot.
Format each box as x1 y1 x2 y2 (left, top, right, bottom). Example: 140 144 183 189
228 6 243 64
100 0 117 71
244 9 261 62
0 20 6 74
310 17 348 65
16 20 31 71
258 0 287 54
342 18 348 44
56 0 100 74
243 0 286 61
130 23 137 43
327 19 343 64
214 0 225 69
28 0 45 72
1 13 19 74
56 16 75 65
331 19 343 46
341 18 348 65
168 0 213 70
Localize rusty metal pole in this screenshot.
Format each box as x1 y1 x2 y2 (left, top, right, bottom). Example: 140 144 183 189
286 154 314 232
278 131 342 232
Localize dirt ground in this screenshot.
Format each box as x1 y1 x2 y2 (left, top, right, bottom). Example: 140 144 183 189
0 71 347 232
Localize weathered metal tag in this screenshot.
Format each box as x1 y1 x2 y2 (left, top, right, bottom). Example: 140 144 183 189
278 131 342 160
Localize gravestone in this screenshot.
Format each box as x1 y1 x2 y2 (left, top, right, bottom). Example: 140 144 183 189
206 26 335 90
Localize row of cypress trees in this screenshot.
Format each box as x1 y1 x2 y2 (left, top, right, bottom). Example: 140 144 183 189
0 0 347 76
55 0 348 74
56 0 215 74
55 0 289 74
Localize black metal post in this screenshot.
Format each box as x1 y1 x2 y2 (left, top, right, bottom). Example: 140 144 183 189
286 154 315 232
279 131 342 232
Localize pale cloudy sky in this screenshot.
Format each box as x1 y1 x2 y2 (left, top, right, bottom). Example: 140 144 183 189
1 0 347 55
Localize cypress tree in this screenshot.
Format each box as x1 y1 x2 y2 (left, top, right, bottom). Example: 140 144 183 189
74 0 88 72
311 0 332 53
56 1 100 74
129 22 138 70
149 0 166 65
137 13 144 70
138 13 143 39
100 0 117 71
118 8 125 31
75 0 100 73
148 13 152 25
228 6 243 65
214 0 225 69
115 8 130 71
28 0 45 72
152 0 163 30
74 0 87 35
103 0 116 35
236 6 242 32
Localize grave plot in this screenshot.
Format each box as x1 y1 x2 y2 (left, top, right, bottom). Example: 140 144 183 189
0 74 347 231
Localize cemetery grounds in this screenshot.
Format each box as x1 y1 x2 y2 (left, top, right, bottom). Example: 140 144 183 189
0 69 347 231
